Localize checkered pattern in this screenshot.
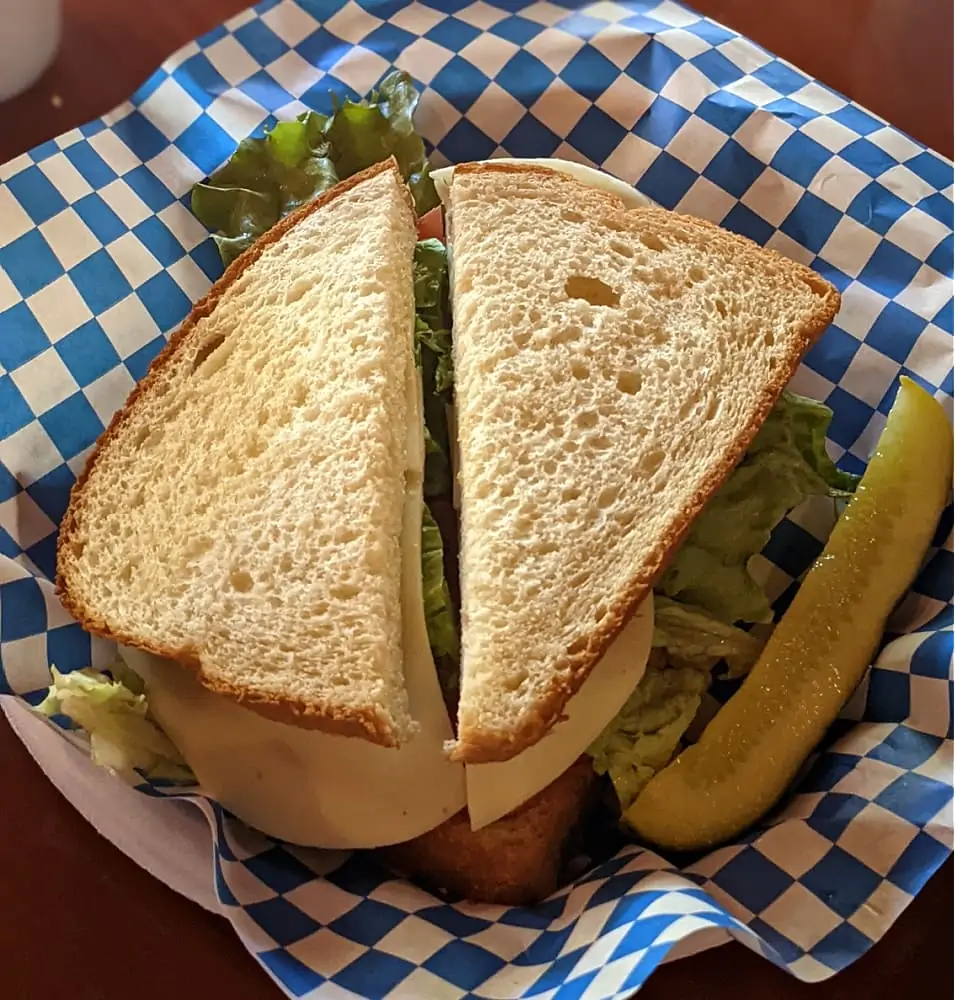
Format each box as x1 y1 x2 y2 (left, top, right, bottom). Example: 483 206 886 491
1 1 952 996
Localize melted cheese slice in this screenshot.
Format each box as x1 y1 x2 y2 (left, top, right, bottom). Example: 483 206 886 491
434 157 655 830
122 346 466 850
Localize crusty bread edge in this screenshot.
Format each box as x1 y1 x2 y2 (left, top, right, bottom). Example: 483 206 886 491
378 755 599 905
55 158 417 747
449 161 842 764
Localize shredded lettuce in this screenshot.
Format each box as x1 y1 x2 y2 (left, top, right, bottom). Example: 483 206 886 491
192 71 438 265
413 239 454 499
660 391 859 625
589 652 711 812
589 607 763 812
36 666 193 783
412 239 459 667
653 596 764 678
422 505 458 663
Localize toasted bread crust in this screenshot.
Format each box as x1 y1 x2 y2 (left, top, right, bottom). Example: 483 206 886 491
56 159 415 746
379 756 598 905
449 161 841 764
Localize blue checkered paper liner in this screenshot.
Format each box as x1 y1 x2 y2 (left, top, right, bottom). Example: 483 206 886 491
1 0 952 995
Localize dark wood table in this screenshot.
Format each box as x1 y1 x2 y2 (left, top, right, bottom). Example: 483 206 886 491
0 2 952 997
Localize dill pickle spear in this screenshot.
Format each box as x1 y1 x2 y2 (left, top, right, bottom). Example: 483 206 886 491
626 377 954 852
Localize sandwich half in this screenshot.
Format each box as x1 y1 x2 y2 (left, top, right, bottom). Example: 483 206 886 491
54 160 469 850
384 158 843 901
446 162 839 764
57 161 419 746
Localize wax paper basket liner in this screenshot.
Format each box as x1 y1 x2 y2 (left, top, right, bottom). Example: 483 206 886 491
0 0 952 996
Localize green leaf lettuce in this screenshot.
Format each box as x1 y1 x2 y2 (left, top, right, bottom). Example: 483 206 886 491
192 73 438 266
192 113 338 266
411 239 459 668
589 652 711 812
421 505 458 664
659 391 859 625
324 72 438 216
413 240 454 499
37 666 193 783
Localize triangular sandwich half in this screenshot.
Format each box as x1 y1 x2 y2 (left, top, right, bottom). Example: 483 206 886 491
447 162 839 763
57 161 419 747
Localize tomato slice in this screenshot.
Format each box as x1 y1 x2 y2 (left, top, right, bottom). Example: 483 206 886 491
417 207 445 242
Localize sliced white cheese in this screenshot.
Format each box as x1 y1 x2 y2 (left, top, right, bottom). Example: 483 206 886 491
123 346 466 851
431 158 652 210
465 595 653 830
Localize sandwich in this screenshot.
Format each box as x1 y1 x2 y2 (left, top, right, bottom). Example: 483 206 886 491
42 74 939 906
53 160 468 848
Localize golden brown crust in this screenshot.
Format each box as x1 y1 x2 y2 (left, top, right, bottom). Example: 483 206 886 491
55 158 414 747
449 161 841 764
378 756 598 905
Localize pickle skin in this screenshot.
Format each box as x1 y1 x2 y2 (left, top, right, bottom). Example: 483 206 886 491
626 378 954 853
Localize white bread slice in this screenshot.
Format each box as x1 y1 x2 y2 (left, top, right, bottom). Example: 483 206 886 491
57 161 419 747
448 162 840 764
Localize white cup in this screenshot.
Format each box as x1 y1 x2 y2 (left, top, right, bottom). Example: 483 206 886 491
0 0 62 102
